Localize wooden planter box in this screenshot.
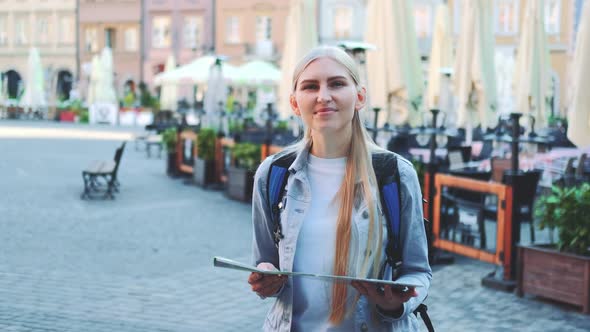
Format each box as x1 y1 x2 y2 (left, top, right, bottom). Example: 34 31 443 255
194 157 216 187
517 245 590 313
226 165 255 202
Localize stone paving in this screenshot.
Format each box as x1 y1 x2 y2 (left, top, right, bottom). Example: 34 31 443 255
0 120 589 332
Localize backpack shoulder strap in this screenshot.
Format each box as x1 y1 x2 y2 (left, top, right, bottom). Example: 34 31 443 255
372 152 403 278
267 151 296 248
375 152 435 332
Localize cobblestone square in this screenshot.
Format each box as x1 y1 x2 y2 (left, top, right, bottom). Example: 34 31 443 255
1 121 589 331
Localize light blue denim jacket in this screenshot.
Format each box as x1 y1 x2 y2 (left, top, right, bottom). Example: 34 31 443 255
251 147 432 332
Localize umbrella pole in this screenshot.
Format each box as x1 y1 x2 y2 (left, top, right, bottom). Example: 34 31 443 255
372 107 381 142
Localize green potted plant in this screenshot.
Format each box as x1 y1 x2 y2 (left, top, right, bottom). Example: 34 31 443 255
517 183 590 313
226 142 261 202
162 127 178 176
194 128 217 187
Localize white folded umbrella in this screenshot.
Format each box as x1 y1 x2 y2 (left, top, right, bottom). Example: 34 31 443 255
277 0 318 119
567 0 590 148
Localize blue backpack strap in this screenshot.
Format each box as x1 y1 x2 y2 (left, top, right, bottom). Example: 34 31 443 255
266 152 297 248
372 153 403 279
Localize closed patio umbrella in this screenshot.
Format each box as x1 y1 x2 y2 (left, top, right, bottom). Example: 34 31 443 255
452 0 497 140
21 48 46 112
425 4 453 112
203 59 228 131
365 0 424 126
86 55 102 105
159 54 178 111
278 0 318 119
96 47 117 104
567 0 590 148
514 0 551 130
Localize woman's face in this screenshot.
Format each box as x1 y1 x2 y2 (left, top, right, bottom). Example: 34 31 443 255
290 57 365 136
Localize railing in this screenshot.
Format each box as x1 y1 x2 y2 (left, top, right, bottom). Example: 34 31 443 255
433 173 514 280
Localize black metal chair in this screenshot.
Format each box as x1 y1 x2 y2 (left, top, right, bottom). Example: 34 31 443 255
440 169 491 247
483 169 542 243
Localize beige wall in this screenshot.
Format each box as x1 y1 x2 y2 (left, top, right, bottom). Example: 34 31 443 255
0 0 77 96
79 0 142 96
215 0 290 64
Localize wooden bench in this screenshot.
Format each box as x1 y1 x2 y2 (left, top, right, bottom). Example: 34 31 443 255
81 142 126 200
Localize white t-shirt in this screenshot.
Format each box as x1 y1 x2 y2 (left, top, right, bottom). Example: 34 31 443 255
292 154 355 332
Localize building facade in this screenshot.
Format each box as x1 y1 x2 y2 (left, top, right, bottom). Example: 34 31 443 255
215 0 290 64
79 0 142 97
318 0 366 46
448 0 579 117
0 0 77 101
143 0 213 86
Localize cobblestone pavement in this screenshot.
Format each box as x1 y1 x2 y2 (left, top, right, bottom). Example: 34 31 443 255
1 121 589 332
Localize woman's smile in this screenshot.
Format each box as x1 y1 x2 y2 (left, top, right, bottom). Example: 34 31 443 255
314 107 338 116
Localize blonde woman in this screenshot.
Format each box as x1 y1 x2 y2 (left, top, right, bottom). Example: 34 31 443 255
248 46 431 331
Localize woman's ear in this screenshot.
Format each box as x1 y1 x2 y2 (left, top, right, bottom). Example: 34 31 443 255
355 87 367 111
290 95 301 116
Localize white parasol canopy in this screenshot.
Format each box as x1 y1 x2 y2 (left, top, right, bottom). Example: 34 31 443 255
234 60 281 86
277 0 318 119
514 0 551 130
365 0 424 126
153 55 239 86
452 0 498 134
567 0 590 148
159 54 178 111
21 47 47 110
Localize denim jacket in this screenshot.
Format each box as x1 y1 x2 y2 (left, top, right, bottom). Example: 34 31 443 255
251 147 432 332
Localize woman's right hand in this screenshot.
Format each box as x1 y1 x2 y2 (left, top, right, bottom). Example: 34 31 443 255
248 262 288 298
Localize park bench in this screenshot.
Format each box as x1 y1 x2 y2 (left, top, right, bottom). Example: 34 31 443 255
81 142 126 200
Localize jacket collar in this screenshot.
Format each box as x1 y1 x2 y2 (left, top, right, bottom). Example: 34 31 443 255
288 141 312 174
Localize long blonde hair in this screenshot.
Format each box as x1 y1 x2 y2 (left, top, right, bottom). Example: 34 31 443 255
287 46 384 324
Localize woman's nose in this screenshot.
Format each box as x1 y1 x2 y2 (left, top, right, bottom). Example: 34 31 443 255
317 86 332 103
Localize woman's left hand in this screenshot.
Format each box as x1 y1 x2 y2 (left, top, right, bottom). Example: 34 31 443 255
351 281 418 312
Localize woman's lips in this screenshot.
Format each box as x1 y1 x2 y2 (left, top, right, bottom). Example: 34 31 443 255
314 108 337 114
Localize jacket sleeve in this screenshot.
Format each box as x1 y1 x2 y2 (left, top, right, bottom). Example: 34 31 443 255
251 156 281 270
378 158 432 322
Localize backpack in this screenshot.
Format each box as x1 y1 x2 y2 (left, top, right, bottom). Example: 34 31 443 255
266 151 434 332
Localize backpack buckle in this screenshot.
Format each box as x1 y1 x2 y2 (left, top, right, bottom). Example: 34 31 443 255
273 228 284 248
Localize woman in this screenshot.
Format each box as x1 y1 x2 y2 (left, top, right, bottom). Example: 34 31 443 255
248 46 431 331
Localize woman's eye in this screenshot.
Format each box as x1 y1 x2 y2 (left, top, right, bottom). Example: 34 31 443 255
301 84 318 90
331 81 346 87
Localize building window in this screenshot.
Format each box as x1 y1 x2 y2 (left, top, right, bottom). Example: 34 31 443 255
125 27 138 51
36 15 50 45
15 15 29 45
414 4 433 38
494 0 519 35
226 16 240 44
152 15 171 48
85 28 98 52
333 6 352 39
58 15 75 44
105 28 116 49
256 16 272 42
544 0 561 35
0 15 7 46
184 15 203 49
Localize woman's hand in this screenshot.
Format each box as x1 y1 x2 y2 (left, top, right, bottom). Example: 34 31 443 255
351 281 418 313
248 263 288 298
